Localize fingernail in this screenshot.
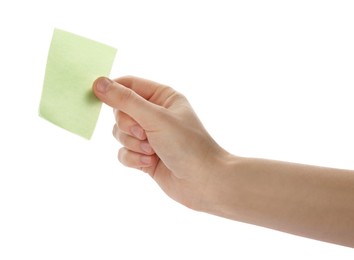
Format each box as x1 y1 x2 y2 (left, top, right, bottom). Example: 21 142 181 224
131 125 144 139
95 77 112 94
140 155 152 165
140 142 153 154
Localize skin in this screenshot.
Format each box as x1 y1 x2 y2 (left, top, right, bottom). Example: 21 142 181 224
93 76 354 248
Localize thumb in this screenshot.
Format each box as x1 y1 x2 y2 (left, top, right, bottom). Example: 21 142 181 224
93 77 162 129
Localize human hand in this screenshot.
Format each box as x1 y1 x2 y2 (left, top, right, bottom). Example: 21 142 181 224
93 76 354 247
93 76 228 210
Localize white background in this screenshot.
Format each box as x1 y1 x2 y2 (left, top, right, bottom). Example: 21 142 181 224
0 0 353 259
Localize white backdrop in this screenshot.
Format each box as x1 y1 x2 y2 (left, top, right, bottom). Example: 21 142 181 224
1 0 353 259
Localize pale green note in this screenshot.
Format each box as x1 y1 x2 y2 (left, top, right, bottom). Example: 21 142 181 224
39 28 117 139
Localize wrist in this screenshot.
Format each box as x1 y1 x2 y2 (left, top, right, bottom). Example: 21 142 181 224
197 150 243 217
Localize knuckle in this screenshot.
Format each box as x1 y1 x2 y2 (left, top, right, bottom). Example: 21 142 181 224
112 124 118 138
117 148 124 164
117 131 127 145
115 110 124 122
117 119 125 130
113 109 119 122
175 90 186 100
118 87 134 108
117 148 138 168
117 112 136 133
163 89 186 108
118 148 130 167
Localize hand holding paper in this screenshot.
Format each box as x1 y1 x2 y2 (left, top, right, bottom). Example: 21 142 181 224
93 76 354 248
39 28 116 139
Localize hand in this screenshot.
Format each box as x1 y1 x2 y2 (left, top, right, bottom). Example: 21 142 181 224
93 76 354 247
93 76 228 210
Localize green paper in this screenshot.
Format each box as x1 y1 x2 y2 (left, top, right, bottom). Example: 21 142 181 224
39 28 116 139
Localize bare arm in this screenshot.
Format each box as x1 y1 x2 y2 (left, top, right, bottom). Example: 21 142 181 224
93 76 354 248
204 155 354 247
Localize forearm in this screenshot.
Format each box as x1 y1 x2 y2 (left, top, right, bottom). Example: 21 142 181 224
97 76 354 247
205 155 354 247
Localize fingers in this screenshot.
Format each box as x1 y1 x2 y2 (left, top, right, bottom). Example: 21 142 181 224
114 110 147 140
114 76 174 104
93 77 165 130
118 147 158 169
112 106 156 171
113 126 155 155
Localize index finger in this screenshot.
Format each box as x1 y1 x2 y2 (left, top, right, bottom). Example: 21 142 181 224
114 76 175 106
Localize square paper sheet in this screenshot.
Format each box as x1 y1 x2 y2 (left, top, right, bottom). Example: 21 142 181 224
39 28 117 139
